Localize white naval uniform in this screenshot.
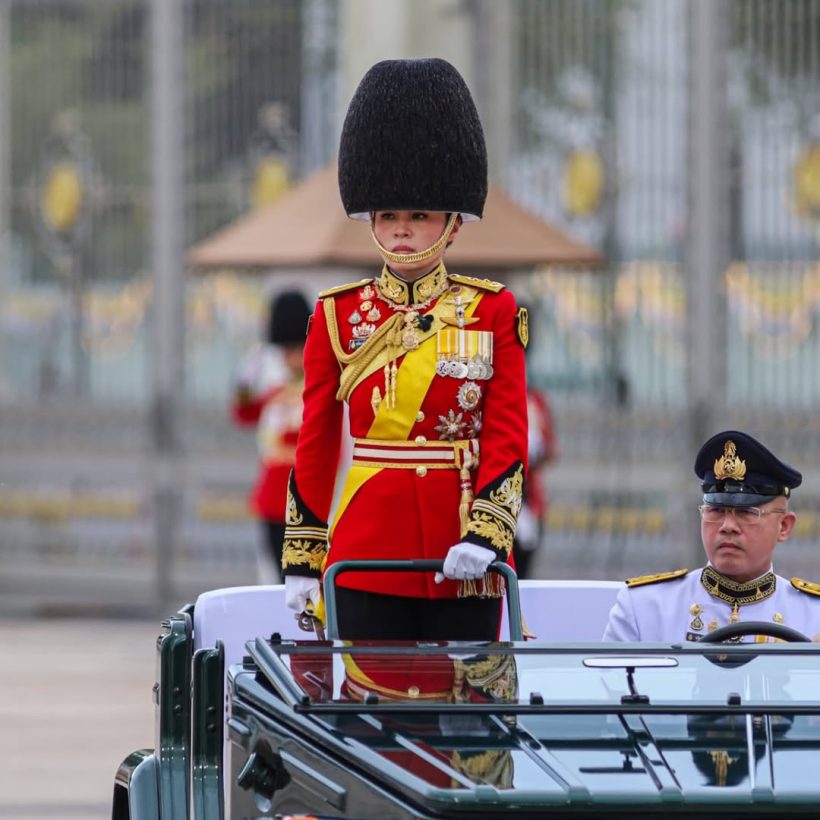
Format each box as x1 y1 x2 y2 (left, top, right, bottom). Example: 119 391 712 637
602 566 820 643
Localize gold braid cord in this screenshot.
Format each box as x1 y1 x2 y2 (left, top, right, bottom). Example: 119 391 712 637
323 298 406 403
282 476 327 576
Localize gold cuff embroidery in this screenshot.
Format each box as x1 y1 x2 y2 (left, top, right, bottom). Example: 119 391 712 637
282 537 326 572
465 512 514 554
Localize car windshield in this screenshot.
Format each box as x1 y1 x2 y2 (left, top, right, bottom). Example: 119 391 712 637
241 639 820 796
254 639 820 713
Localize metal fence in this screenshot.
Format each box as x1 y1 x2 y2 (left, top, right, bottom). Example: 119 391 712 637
2 0 820 613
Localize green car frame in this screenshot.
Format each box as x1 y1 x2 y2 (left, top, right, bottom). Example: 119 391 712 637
112 561 820 819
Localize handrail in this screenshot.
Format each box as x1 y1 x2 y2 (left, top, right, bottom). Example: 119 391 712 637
322 559 522 641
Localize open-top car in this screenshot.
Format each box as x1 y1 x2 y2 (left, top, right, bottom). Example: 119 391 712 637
112 561 820 819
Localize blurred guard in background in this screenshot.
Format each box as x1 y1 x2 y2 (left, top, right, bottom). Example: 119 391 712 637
281 58 529 640
231 290 310 581
512 310 557 579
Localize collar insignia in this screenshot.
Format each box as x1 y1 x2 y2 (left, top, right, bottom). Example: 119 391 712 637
700 565 776 605
376 263 449 308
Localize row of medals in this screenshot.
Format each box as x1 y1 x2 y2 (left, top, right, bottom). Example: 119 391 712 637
348 284 493 380
689 602 784 634
348 284 381 348
436 356 493 380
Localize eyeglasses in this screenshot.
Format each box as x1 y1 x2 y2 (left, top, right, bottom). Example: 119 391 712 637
698 504 787 525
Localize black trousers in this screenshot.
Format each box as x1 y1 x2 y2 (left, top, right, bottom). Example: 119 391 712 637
335 587 502 641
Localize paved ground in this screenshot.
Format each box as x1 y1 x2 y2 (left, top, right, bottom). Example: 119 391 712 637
1 617 158 819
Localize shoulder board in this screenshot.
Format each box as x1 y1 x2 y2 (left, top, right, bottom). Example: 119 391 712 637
318 278 372 299
791 577 820 597
626 568 688 588
448 274 505 293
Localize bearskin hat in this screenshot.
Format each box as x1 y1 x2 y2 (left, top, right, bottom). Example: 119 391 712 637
267 289 310 346
338 58 487 221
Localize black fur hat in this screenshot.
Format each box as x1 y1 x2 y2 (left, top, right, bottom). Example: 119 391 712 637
338 58 487 221
267 290 310 346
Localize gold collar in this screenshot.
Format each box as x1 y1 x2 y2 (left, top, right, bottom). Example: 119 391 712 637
700 565 776 606
376 263 450 309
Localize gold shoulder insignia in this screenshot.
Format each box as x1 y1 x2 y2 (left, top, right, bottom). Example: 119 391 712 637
626 568 688 588
448 274 505 293
791 577 820 597
516 306 529 348
318 278 373 299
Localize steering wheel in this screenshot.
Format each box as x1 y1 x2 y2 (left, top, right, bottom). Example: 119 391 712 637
699 620 811 643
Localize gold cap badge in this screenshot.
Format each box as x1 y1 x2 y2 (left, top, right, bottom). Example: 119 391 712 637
713 440 746 481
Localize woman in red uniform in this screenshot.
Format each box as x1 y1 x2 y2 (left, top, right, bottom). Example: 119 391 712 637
282 59 528 640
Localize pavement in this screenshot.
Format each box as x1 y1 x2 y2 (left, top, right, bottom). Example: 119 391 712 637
1 617 158 819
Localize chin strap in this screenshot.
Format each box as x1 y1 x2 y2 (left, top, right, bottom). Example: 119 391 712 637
370 212 459 265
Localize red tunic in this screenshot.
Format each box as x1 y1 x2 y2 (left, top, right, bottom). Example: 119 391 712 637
283 263 528 598
525 388 557 520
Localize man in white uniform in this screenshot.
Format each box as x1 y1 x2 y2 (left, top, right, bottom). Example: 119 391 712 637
603 430 820 643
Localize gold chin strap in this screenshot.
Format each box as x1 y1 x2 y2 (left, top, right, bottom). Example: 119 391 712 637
370 212 459 265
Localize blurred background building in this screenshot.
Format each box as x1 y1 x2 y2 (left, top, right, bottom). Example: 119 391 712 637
1 0 820 614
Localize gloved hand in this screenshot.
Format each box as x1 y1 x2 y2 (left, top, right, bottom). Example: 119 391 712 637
235 343 269 393
434 542 496 583
285 575 321 613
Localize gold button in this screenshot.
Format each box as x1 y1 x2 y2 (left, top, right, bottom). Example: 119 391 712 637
416 466 428 477
416 411 425 422
407 686 420 698
415 435 427 446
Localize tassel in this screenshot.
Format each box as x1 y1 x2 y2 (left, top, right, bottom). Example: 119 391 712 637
458 450 474 537
383 362 391 408
390 361 397 407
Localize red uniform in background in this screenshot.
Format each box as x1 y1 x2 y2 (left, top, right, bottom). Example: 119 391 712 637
231 290 310 576
512 388 557 578
231 377 302 527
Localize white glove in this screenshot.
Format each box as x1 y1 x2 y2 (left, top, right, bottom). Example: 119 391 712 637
236 343 269 392
434 542 496 583
285 575 321 612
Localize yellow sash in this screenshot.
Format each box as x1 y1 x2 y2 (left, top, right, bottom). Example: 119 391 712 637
330 290 483 535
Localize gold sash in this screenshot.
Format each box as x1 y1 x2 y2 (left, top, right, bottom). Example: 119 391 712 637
329 290 483 535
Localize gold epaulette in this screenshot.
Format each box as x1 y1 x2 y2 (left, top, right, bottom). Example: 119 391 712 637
626 568 688 588
448 274 505 293
791 577 820 597
318 278 373 299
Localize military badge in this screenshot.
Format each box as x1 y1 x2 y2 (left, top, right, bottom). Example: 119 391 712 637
689 603 703 631
714 440 746 481
435 409 466 441
457 381 481 411
516 306 529 348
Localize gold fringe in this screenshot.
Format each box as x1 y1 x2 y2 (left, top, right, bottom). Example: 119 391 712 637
458 571 505 599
